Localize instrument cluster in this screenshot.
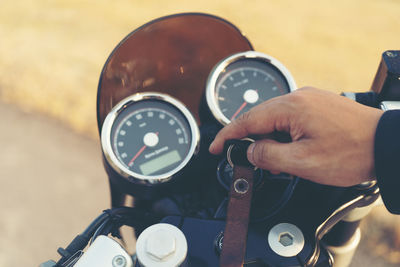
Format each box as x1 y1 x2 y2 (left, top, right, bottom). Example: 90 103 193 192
101 51 296 188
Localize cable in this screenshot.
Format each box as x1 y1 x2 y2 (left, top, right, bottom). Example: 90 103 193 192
55 207 158 266
89 220 109 245
214 197 228 219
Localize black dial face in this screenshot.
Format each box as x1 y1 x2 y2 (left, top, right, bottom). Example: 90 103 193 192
110 99 192 177
215 58 291 123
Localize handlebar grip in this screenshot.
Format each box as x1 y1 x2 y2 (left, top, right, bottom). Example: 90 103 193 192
341 91 379 108
355 92 379 108
342 50 400 109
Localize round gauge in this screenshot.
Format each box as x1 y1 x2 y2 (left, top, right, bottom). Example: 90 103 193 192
206 51 297 125
101 93 200 184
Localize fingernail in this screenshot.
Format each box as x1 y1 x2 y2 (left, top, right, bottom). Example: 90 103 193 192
247 143 256 165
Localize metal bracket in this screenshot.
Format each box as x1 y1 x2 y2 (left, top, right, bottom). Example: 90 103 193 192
304 184 380 267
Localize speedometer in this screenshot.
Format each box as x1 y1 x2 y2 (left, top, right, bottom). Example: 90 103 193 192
206 51 296 125
101 93 200 185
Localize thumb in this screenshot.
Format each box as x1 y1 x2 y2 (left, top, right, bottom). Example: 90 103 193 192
247 139 307 174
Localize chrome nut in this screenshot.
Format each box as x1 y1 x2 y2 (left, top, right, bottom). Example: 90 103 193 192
145 229 176 261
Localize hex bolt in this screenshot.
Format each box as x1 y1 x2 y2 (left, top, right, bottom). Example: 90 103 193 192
112 255 127 267
136 223 188 267
268 223 305 257
145 229 176 261
278 232 294 247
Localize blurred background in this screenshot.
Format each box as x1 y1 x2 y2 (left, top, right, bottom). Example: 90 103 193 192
0 0 400 266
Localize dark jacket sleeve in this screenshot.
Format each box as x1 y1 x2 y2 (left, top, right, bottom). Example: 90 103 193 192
374 110 400 214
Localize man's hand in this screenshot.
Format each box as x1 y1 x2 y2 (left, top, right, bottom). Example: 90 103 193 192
209 87 384 187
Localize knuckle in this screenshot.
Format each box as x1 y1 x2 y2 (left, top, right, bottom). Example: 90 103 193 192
291 91 305 101
235 111 251 125
232 111 252 133
289 90 310 108
297 86 316 92
252 142 270 166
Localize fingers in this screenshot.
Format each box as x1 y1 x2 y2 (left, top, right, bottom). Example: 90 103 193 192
208 111 253 154
209 98 286 154
247 139 306 174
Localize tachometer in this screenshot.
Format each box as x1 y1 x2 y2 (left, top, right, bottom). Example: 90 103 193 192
101 93 200 185
206 51 296 125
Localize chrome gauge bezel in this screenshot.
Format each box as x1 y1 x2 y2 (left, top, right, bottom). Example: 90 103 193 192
101 92 200 185
206 51 297 126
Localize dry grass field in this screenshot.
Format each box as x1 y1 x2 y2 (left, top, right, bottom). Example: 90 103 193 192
1 0 400 264
1 0 400 137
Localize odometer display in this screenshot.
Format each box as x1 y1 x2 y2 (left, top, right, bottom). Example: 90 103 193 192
139 150 181 176
101 93 200 184
206 51 296 125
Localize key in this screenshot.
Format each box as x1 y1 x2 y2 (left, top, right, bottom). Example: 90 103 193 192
220 139 256 267
223 138 255 169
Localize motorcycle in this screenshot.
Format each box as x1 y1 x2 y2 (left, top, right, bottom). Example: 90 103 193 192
40 13 400 267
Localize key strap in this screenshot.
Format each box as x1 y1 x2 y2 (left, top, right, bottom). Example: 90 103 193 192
220 141 255 267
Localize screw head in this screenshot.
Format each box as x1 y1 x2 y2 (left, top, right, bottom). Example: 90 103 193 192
279 232 294 247
268 223 305 257
145 229 176 261
112 255 127 267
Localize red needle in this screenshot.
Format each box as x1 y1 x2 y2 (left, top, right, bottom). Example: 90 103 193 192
230 101 247 121
128 145 147 166
128 132 159 166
